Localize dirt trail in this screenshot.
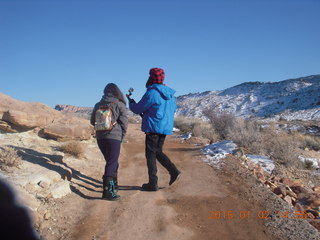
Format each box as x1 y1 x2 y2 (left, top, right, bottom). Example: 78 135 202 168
39 124 284 240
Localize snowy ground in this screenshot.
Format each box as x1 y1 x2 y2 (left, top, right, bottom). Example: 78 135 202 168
200 140 277 174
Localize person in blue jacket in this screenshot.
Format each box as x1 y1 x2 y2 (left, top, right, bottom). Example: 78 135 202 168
128 68 181 191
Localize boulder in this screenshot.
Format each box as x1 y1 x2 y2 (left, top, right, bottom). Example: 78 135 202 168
0 93 62 130
0 93 94 140
42 116 94 140
48 180 71 199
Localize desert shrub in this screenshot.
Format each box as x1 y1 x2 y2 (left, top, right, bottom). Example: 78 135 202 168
298 134 320 151
174 116 194 133
304 159 315 170
226 118 262 151
262 131 300 167
0 146 22 171
287 132 320 152
60 141 84 158
174 116 219 142
191 121 219 143
206 112 301 167
203 109 236 139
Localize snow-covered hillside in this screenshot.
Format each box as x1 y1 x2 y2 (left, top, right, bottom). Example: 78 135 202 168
176 75 320 121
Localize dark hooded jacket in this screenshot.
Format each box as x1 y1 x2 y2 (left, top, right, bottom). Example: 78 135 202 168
90 93 128 141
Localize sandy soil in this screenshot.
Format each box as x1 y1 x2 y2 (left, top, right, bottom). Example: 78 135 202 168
37 124 319 240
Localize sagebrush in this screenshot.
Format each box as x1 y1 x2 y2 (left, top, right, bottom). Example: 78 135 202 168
60 141 84 158
0 146 22 171
174 116 219 143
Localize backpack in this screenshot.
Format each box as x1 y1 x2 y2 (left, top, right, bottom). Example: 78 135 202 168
94 102 117 131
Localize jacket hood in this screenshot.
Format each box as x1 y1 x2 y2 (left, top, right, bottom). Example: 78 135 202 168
148 84 176 100
100 94 118 104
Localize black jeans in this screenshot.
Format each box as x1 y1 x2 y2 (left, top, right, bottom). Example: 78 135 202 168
97 138 121 178
145 133 179 185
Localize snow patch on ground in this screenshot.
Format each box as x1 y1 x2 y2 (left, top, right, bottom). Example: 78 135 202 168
246 155 275 174
201 140 276 174
201 140 236 168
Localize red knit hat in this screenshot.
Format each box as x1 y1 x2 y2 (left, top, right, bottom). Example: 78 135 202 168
146 68 165 88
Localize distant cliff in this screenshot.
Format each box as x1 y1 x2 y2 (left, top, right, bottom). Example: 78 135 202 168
54 104 93 120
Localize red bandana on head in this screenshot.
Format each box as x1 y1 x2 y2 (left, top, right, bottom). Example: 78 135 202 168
146 68 165 88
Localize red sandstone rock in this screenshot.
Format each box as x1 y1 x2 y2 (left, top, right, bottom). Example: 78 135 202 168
0 93 62 129
42 116 93 140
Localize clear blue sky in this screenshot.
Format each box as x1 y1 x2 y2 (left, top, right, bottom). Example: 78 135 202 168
1 0 319 107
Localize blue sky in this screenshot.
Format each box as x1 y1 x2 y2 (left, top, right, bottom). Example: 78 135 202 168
1 0 319 107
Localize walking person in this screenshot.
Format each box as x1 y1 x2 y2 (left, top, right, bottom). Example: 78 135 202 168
91 83 128 200
128 68 181 191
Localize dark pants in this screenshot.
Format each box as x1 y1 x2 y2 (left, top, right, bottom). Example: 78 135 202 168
97 138 121 178
145 133 179 185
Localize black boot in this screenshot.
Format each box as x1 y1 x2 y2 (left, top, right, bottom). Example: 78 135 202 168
142 182 159 191
169 170 181 186
102 177 120 201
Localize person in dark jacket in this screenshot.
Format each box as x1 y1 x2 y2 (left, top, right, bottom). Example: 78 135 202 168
0 178 40 240
128 68 181 191
91 83 128 200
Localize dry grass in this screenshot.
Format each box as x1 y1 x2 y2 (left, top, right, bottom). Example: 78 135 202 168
293 133 320 151
60 141 84 158
260 130 301 167
174 116 219 143
0 146 22 171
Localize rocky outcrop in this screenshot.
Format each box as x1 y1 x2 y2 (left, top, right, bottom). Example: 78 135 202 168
0 93 94 140
248 162 320 231
0 93 62 131
41 116 93 140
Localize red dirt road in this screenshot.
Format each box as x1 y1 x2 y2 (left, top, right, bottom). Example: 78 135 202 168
40 124 281 240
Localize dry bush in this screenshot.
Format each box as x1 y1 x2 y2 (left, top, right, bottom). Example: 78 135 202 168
60 141 84 158
174 116 219 143
304 159 315 170
203 109 236 139
232 122 301 167
191 122 220 143
0 146 22 171
260 130 301 167
204 110 301 167
293 133 320 151
226 118 262 150
174 116 194 133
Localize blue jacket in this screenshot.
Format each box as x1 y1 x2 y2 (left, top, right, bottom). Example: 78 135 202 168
129 84 176 135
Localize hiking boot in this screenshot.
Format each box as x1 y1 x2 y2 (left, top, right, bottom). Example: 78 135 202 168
142 183 159 191
114 173 118 193
102 177 120 201
169 170 181 186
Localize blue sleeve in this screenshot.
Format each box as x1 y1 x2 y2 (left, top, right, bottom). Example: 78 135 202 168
173 97 177 113
129 90 156 114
